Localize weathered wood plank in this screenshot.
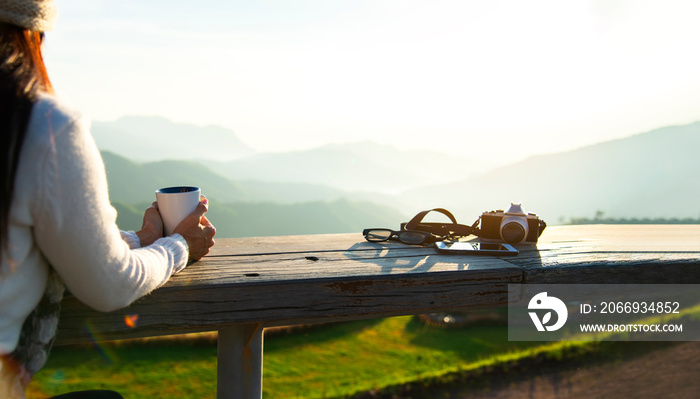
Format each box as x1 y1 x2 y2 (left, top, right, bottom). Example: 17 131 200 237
522 260 700 284
55 236 522 344
55 268 521 344
54 226 700 345
512 225 700 283
170 247 518 286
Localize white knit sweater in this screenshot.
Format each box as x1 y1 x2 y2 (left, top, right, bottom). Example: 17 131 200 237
0 94 189 354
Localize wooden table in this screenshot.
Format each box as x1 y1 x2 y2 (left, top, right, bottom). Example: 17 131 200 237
54 225 700 398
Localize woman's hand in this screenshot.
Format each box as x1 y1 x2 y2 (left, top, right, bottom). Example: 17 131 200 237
136 201 164 247
173 197 216 262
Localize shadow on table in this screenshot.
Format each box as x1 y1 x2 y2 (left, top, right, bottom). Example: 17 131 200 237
342 238 543 275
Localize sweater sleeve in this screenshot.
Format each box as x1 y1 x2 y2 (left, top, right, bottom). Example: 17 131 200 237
31 105 189 312
120 231 141 249
119 231 189 273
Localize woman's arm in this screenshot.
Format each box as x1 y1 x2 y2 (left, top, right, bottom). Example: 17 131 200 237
31 101 190 312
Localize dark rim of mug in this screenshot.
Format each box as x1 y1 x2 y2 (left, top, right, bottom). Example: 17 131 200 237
156 186 200 194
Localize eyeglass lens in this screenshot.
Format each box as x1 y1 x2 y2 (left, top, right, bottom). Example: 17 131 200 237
364 229 431 245
364 229 393 242
397 231 429 245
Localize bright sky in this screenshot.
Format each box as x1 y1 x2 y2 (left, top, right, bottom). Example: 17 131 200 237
43 0 700 161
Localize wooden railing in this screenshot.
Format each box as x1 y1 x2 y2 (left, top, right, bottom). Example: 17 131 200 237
53 225 700 398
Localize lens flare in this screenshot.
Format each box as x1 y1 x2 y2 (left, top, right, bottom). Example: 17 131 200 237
82 320 118 364
124 314 139 328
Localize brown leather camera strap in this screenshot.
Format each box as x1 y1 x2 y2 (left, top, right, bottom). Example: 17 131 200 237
404 208 457 229
403 208 479 238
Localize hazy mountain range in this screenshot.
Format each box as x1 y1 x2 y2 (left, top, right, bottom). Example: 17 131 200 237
404 121 700 223
92 116 256 162
93 116 496 193
95 117 700 236
102 151 347 205
101 151 408 237
209 142 494 193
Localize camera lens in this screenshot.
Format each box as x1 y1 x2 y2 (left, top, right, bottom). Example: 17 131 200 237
501 222 526 243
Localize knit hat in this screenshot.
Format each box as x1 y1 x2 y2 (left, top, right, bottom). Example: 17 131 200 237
0 0 57 31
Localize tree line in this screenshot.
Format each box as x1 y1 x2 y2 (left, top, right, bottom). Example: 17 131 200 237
564 211 700 225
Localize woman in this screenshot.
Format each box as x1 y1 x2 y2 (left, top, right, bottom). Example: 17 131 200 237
0 1 217 397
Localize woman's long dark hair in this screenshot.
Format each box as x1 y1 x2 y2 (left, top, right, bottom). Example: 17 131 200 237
0 23 53 260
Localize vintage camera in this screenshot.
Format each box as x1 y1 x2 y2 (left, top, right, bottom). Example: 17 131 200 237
479 203 546 245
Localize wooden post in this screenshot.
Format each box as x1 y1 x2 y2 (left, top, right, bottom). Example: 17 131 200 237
217 323 264 399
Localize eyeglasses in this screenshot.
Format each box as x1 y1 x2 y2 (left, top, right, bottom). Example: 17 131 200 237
362 228 444 245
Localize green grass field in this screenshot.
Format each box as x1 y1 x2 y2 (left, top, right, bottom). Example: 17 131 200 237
28 312 695 399
27 316 550 398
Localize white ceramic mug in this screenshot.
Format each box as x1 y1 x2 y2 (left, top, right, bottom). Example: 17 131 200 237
155 186 201 236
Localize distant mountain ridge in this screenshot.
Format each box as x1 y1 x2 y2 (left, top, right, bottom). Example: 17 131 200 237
402 121 700 223
92 116 256 162
101 151 348 206
102 151 410 237
209 141 493 193
93 116 494 193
